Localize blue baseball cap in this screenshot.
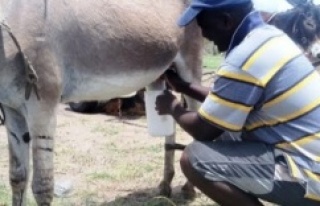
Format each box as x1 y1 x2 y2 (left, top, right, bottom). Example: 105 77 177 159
178 0 252 26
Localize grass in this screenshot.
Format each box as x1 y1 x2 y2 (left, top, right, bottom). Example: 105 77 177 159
91 125 120 136
202 54 223 71
0 183 38 206
87 163 152 182
0 183 10 204
88 172 116 181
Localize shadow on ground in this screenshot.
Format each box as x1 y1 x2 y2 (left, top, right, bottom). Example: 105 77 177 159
98 186 218 206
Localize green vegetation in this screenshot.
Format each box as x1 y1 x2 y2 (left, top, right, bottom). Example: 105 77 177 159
92 125 119 136
0 183 38 206
89 172 116 181
0 184 10 204
202 54 223 71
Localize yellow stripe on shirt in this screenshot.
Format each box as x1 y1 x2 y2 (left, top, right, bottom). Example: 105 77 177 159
208 93 252 113
263 71 318 109
198 108 242 131
242 35 287 71
242 35 301 86
246 97 320 131
304 169 320 182
277 132 320 149
216 69 263 87
260 48 301 86
286 154 302 179
304 194 320 202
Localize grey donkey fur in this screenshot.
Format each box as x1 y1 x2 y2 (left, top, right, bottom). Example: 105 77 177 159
0 0 203 205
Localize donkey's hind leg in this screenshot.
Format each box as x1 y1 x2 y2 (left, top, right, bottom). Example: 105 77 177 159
158 65 201 199
170 19 203 199
4 106 30 206
159 133 176 197
26 102 58 206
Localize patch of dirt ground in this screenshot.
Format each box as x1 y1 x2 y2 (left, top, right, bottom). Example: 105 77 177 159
0 101 215 206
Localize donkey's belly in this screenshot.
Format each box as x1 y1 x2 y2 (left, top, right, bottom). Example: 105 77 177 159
49 0 184 103
60 66 166 103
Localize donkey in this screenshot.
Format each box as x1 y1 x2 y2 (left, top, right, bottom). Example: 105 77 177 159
260 0 320 66
0 0 203 205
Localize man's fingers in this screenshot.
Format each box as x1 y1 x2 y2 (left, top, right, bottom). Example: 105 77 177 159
165 69 178 76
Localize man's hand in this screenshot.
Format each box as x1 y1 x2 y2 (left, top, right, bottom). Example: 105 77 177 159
164 70 189 93
155 90 180 115
164 69 209 102
155 90 223 141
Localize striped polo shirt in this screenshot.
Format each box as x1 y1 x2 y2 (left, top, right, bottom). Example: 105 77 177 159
198 24 320 201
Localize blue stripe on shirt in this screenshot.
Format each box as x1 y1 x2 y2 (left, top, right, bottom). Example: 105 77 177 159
212 77 264 106
243 106 320 144
264 56 315 102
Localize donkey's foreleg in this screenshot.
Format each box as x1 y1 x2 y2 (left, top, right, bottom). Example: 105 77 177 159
159 134 176 197
4 107 30 206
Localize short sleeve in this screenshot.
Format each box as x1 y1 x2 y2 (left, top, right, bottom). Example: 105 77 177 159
198 66 264 131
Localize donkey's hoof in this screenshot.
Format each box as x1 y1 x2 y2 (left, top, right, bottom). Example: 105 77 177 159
158 181 172 197
181 182 196 200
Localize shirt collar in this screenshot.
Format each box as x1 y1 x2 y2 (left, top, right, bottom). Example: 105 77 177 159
226 10 265 55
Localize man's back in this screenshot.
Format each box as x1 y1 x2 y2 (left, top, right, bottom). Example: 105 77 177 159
224 24 320 199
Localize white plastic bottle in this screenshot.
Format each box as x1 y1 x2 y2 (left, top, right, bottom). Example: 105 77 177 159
145 79 175 137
